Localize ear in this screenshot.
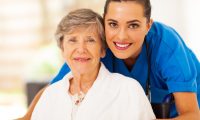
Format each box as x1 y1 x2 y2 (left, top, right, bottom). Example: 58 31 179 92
146 19 153 33
60 44 65 58
61 49 65 58
100 48 106 58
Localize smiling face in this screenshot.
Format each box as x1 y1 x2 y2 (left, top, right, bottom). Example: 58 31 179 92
104 1 152 61
62 26 105 76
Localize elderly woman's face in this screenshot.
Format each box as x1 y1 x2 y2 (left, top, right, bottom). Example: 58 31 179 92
62 26 105 75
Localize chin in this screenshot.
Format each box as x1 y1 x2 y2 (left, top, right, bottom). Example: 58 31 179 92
113 53 129 59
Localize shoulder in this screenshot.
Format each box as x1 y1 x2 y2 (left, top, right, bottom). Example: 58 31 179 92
32 75 70 120
148 21 178 37
99 63 142 90
43 73 70 97
147 21 184 50
107 72 144 92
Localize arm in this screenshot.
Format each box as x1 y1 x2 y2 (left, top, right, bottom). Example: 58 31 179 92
17 85 48 120
151 22 200 119
18 63 70 120
157 92 200 120
17 63 69 120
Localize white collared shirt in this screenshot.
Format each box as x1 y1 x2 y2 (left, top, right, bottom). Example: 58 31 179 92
31 63 155 120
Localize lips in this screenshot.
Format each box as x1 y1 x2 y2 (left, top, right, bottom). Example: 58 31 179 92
114 42 132 50
74 57 91 62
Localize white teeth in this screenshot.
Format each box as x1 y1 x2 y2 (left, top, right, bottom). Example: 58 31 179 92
115 43 129 48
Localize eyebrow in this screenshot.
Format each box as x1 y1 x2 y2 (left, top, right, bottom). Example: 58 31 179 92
106 19 141 24
127 20 141 24
106 19 117 22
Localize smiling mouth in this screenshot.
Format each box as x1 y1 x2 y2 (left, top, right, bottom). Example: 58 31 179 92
114 42 132 50
74 57 91 62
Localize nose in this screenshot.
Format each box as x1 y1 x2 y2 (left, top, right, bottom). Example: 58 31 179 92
76 41 87 53
117 27 128 41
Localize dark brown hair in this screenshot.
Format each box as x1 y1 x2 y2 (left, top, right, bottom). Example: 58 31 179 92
104 0 151 22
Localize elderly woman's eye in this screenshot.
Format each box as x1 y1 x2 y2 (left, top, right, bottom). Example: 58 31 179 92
109 22 118 28
87 38 95 42
68 38 77 43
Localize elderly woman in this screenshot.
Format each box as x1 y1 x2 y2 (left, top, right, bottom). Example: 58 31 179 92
31 9 155 120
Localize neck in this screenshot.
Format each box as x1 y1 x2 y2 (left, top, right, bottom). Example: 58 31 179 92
69 64 100 95
123 47 142 70
123 57 136 70
69 77 95 94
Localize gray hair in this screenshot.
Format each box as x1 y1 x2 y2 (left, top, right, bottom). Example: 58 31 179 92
55 8 106 49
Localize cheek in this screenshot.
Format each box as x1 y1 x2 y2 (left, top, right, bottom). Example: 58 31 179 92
62 47 72 60
105 28 110 39
130 31 146 43
105 30 116 45
90 46 103 58
61 50 68 60
105 26 114 40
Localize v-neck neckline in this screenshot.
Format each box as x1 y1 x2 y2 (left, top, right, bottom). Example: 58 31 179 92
64 63 108 111
113 43 148 90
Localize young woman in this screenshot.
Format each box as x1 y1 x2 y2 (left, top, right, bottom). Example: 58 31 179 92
20 0 200 119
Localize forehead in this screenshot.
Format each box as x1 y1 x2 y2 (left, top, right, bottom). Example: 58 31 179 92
106 1 144 19
65 25 99 37
64 25 101 39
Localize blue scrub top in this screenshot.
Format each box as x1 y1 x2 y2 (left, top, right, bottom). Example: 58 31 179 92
51 22 200 117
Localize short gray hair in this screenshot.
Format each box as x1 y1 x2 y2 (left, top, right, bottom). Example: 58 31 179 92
55 8 106 49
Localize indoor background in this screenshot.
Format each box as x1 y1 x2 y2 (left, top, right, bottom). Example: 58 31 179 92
0 0 199 119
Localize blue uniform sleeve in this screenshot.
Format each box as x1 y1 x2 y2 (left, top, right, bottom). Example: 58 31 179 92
155 24 198 93
101 49 114 72
50 63 70 84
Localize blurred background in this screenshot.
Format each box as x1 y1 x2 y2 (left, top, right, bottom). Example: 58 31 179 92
0 0 199 119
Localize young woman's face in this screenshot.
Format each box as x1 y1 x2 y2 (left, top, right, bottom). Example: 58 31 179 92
104 1 152 60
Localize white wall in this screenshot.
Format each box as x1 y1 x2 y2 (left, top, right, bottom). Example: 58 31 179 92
151 0 200 60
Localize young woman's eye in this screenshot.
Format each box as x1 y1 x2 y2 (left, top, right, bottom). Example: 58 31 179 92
108 22 118 28
129 24 139 29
